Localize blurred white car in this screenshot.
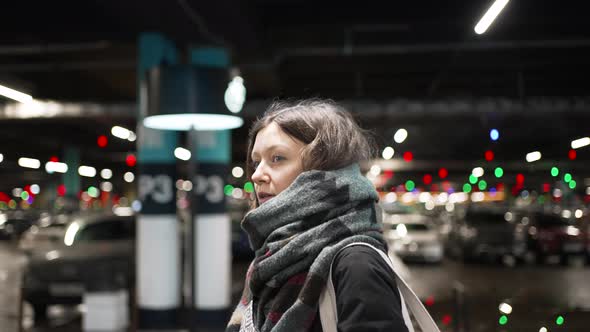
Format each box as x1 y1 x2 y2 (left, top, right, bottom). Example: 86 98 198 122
18 214 71 252
384 213 443 263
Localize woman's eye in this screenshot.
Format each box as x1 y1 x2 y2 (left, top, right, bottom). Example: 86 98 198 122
272 155 285 163
252 161 260 169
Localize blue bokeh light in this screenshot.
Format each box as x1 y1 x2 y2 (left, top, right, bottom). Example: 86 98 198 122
490 129 499 141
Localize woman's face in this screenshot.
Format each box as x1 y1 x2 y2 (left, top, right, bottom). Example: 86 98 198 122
250 122 305 205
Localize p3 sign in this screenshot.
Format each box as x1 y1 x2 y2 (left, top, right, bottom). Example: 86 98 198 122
192 163 229 214
193 175 224 204
138 164 176 214
139 174 174 204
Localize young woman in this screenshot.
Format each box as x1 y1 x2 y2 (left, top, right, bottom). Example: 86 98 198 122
226 99 409 332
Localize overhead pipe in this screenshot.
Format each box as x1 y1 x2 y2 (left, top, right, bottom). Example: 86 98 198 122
0 41 111 55
277 39 590 57
0 60 134 73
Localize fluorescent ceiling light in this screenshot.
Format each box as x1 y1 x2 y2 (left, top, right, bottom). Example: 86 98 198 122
45 161 68 174
18 157 40 169
78 166 97 177
472 167 484 178
0 83 33 103
100 168 113 179
526 151 542 162
394 129 408 143
143 114 243 131
571 137 590 149
174 147 191 161
111 126 131 140
124 172 135 183
474 0 510 35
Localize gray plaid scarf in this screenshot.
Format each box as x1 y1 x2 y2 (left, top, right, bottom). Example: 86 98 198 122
226 164 386 332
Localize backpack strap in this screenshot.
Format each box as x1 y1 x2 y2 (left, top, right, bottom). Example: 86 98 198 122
319 242 440 332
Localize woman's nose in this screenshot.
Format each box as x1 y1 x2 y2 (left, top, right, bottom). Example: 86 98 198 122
251 163 269 184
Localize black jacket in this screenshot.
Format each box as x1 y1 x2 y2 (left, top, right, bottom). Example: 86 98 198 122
310 245 410 332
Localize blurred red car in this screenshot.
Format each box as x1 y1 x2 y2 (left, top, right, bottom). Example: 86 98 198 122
526 212 586 264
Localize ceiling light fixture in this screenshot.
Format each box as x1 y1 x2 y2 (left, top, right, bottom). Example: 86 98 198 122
525 151 542 162
571 137 590 149
474 0 510 35
143 66 243 131
0 83 33 103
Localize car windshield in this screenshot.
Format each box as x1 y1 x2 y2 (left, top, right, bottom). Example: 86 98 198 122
73 218 135 242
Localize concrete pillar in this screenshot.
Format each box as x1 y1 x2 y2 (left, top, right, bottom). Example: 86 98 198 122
62 146 80 210
136 32 181 329
189 47 232 327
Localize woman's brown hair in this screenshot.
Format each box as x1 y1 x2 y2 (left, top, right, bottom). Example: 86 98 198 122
246 99 376 182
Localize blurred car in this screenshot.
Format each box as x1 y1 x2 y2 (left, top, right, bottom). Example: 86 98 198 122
0 212 35 241
18 213 71 252
383 213 443 263
22 213 135 321
447 207 527 263
18 222 68 252
526 211 586 264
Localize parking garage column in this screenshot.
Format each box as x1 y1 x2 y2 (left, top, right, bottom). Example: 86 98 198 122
136 32 181 329
189 47 232 327
62 146 80 209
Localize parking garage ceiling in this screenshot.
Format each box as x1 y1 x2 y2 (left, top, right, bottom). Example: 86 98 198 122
0 1 589 192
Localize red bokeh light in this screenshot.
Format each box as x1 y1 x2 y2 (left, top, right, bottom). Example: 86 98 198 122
442 315 452 326
543 183 551 193
57 184 66 197
484 150 494 161
516 173 525 184
383 170 394 180
97 135 108 148
569 149 577 160
425 296 435 307
126 154 137 167
403 151 413 162
423 174 433 185
438 168 448 179
49 156 59 162
0 192 10 203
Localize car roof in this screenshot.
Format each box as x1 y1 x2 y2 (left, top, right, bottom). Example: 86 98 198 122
67 213 135 227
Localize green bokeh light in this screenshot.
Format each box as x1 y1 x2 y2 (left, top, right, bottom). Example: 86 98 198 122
551 167 559 177
564 173 572 183
405 180 415 191
469 174 478 184
244 182 254 193
499 315 508 325
88 186 99 198
20 191 29 200
494 167 504 178
556 315 564 325
569 180 577 189
224 184 234 196
0 202 6 210
463 183 472 193
478 180 487 191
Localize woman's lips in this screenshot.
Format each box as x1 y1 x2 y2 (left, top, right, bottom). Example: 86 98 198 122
257 193 275 204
